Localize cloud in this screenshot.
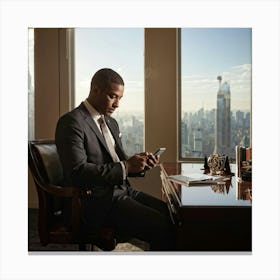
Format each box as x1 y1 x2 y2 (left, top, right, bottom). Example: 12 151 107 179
222 64 251 84
181 64 252 111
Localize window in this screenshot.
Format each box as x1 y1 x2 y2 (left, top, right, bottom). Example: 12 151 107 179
28 28 34 140
180 28 252 160
74 28 144 156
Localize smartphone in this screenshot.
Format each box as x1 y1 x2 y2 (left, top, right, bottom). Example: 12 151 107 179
153 147 166 156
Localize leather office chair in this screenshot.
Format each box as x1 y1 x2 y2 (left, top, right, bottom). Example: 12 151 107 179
28 139 116 251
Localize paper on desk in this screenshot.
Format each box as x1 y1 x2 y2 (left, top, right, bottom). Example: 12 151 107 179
168 173 225 186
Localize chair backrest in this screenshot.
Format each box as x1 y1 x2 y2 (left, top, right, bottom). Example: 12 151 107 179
28 140 63 187
29 140 67 245
28 139 64 219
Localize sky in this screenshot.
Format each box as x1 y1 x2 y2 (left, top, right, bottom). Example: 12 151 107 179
74 28 144 112
181 28 252 112
75 28 251 113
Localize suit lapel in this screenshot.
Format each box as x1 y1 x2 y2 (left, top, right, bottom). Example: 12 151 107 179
78 103 110 153
78 103 127 160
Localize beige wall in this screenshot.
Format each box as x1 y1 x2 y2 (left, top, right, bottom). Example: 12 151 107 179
34 28 72 139
29 28 61 208
28 28 178 207
145 28 178 162
34 29 60 139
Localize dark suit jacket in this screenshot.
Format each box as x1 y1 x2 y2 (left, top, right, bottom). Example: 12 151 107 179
55 103 129 228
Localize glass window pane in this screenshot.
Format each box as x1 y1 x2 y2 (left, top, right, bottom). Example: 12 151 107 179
180 28 252 160
28 28 34 140
74 28 144 156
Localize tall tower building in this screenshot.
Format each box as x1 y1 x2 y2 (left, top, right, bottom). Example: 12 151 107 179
193 127 203 157
214 76 231 155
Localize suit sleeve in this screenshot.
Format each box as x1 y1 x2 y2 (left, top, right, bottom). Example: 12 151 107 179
55 114 124 190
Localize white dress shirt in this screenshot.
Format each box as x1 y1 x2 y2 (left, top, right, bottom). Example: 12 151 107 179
83 99 127 182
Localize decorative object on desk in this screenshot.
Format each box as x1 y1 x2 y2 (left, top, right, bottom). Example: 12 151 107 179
236 181 252 201
224 156 232 175
203 156 210 173
236 146 252 182
207 154 227 175
211 184 227 194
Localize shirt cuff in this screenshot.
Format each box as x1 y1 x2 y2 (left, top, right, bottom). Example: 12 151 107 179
120 161 128 181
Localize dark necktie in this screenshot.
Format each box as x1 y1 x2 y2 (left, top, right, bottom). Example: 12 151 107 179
98 116 120 162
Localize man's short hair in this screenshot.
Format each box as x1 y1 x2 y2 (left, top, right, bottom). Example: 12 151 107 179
90 68 124 92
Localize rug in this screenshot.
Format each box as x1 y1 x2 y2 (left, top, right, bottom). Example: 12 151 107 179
28 208 149 252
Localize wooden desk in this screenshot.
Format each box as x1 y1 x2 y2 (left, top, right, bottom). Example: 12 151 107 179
160 162 252 251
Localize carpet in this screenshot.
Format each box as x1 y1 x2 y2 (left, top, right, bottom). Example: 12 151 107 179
28 208 149 252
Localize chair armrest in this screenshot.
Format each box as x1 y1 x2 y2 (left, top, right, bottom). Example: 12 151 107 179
40 184 80 198
43 184 81 239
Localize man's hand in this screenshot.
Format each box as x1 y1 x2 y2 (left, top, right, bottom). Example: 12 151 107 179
125 152 160 173
143 152 160 170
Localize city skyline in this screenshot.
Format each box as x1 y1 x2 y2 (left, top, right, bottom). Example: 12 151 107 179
114 106 250 158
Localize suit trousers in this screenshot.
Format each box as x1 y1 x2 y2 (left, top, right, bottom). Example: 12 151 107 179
106 187 176 251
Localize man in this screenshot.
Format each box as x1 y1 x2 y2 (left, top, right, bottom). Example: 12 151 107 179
55 68 175 251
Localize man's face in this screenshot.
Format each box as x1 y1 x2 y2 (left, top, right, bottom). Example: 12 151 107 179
95 82 124 116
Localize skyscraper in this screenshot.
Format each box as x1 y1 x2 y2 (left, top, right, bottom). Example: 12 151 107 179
193 127 203 157
214 76 231 155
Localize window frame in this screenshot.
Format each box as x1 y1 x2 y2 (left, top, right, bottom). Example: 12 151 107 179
178 28 252 163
